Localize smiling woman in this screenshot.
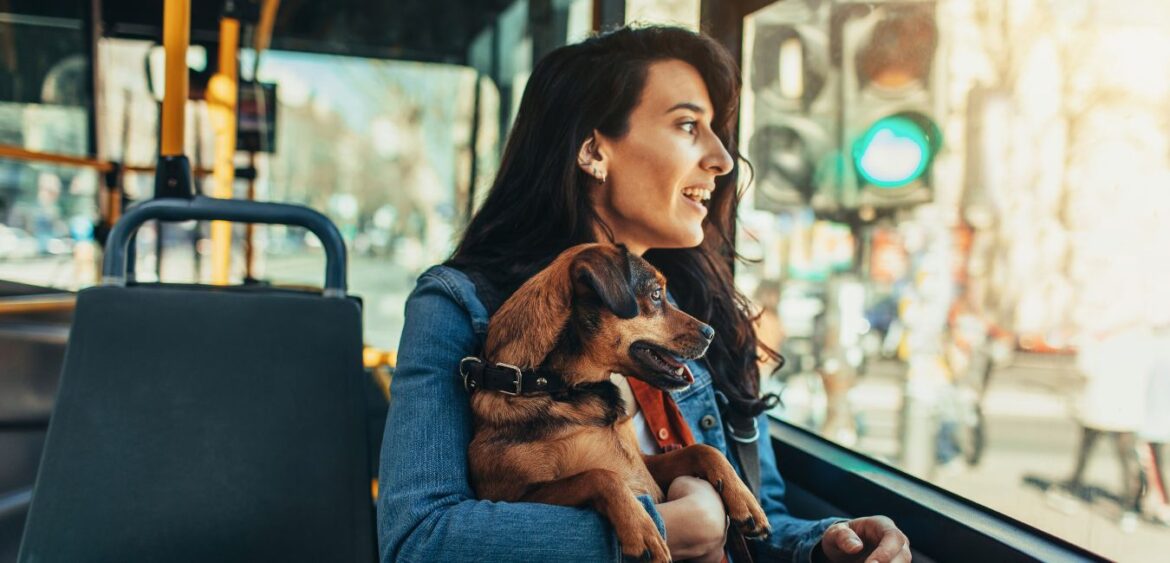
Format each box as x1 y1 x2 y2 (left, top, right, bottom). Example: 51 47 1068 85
380 24 911 563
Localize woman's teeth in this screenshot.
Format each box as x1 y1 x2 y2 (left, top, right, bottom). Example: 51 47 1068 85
682 187 712 203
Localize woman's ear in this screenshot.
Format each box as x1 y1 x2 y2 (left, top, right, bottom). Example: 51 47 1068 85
577 132 608 183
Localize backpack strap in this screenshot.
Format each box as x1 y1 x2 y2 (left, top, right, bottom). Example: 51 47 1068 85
728 417 763 497
455 267 506 357
712 379 763 498
463 268 506 318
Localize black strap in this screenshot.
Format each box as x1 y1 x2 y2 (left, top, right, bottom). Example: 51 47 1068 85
727 527 756 563
725 413 762 563
459 357 567 395
455 269 568 396
710 369 764 498
464 268 506 318
725 421 762 496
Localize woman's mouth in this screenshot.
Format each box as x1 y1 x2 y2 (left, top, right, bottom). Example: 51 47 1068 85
681 186 712 214
681 186 713 206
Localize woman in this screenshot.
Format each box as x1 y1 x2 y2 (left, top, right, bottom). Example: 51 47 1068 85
378 25 910 562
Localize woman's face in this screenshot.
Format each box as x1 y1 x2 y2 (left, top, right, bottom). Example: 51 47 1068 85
588 59 735 256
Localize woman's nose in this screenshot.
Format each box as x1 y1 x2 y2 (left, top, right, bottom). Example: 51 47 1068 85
702 135 734 176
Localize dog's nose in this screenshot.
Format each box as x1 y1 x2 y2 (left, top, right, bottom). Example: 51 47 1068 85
699 324 715 341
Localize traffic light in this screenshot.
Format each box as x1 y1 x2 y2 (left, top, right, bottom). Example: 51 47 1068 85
837 1 940 209
745 1 839 213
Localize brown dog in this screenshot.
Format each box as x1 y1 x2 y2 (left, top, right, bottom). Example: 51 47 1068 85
464 243 770 562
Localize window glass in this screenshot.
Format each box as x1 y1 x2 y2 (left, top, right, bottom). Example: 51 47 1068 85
739 1 1170 560
2 0 585 350
90 38 479 351
626 0 701 29
0 3 98 289
236 51 477 350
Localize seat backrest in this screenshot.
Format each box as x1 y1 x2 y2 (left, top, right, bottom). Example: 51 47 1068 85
18 283 375 563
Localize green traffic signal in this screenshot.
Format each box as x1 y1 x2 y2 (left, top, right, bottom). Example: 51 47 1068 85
852 115 937 189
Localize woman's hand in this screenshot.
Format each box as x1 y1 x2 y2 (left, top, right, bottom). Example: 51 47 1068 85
656 476 728 563
816 516 911 563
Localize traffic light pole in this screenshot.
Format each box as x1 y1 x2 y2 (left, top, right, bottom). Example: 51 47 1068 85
832 0 946 477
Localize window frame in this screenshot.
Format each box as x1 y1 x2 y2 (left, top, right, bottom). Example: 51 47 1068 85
769 416 1109 562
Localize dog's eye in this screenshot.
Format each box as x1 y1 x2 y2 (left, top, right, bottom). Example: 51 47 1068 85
651 288 662 302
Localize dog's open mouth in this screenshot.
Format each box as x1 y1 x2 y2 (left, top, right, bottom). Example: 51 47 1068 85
630 342 696 390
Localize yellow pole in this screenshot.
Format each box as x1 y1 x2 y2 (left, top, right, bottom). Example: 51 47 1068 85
161 0 190 157
207 17 240 285
255 0 280 56
244 0 280 279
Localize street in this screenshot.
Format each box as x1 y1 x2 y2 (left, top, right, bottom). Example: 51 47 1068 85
791 354 1170 562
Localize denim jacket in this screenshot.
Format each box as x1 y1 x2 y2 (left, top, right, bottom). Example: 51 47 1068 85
377 265 842 562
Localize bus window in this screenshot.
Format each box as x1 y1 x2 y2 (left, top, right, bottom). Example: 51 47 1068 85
97 39 482 351
626 0 701 29
738 1 1170 561
0 1 98 289
87 0 595 353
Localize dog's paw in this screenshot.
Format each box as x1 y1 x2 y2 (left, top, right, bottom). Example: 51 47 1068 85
732 513 771 539
617 515 671 563
720 478 772 539
630 546 671 563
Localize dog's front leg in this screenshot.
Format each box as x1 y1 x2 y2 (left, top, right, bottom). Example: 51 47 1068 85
520 469 670 563
643 445 771 538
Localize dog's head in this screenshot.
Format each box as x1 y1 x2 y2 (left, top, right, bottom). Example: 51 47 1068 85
486 243 714 391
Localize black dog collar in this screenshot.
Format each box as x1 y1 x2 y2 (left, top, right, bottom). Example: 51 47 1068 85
459 357 567 396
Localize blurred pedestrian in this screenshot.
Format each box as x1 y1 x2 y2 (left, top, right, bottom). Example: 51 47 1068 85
1139 323 1170 525
753 280 785 378
1057 323 1153 532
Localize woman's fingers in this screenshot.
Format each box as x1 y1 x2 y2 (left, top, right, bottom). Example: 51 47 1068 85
821 516 911 563
862 519 910 563
821 520 865 559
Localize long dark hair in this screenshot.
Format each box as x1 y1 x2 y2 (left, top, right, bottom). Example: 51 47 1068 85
447 25 776 424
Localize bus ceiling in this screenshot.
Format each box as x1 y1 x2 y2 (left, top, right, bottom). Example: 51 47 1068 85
100 0 521 65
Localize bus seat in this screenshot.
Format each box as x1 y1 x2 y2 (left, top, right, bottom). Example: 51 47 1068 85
18 197 376 563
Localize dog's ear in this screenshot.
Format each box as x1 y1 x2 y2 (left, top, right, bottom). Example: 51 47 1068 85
572 245 639 320
485 244 638 367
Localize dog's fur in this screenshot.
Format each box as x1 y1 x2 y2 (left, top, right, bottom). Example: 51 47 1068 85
467 243 769 562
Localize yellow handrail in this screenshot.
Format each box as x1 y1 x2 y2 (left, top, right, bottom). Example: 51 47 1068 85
362 347 397 370
0 143 218 232
0 145 214 177
206 15 241 286
0 294 76 316
0 145 114 172
160 0 190 157
364 346 395 401
243 0 281 280
124 163 214 176
255 0 281 57
366 342 393 500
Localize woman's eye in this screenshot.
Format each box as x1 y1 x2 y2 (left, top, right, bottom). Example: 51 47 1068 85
680 121 697 135
651 289 662 301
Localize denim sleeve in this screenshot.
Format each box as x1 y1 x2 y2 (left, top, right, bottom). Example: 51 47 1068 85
377 272 666 563
750 413 846 563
